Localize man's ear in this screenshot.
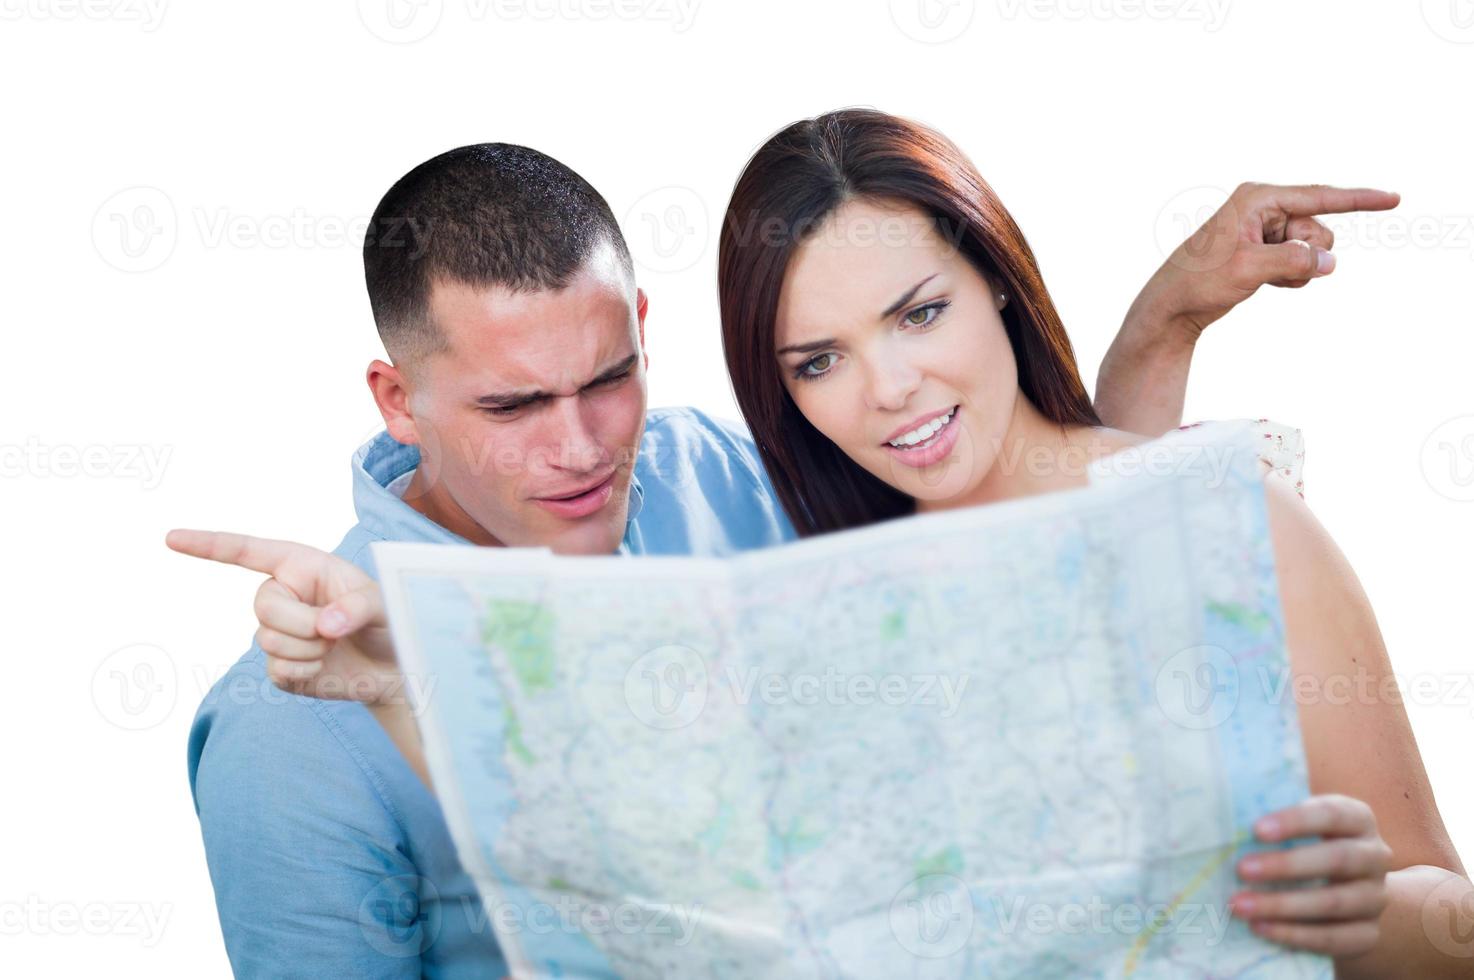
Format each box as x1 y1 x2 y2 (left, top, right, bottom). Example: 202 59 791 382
366 359 421 446
636 287 649 371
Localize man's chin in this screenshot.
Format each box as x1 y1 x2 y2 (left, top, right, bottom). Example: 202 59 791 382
532 500 630 557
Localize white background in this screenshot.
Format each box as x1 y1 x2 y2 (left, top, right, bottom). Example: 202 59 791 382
4 0 1472 974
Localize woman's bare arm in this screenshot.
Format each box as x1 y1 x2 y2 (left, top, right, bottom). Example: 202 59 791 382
1250 475 1471 976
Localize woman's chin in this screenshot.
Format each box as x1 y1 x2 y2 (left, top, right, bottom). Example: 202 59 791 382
869 425 990 507
905 476 982 509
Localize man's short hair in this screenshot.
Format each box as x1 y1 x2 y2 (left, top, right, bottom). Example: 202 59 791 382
363 143 634 366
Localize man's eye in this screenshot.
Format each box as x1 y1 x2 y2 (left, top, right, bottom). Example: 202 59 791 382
483 405 522 417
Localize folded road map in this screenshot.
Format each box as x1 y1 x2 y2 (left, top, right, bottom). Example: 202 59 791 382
375 420 1329 978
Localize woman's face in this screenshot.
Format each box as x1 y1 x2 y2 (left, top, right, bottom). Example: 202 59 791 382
774 198 1020 506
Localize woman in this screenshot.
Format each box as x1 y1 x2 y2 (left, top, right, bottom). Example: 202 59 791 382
714 108 1468 976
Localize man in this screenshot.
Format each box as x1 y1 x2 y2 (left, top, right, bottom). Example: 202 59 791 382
171 142 1394 976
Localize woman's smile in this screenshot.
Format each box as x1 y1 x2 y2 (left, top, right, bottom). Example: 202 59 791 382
881 404 962 468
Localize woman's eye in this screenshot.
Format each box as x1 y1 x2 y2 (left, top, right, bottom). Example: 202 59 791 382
903 301 947 328
799 353 836 379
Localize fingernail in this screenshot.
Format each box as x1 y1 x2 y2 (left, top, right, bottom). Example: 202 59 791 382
1240 856 1263 877
1232 894 1258 915
1255 816 1282 839
1316 249 1335 275
321 609 348 635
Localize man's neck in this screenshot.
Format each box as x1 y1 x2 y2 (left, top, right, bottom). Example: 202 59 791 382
400 465 503 547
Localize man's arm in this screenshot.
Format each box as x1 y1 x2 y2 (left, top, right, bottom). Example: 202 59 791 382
1095 182 1400 435
189 654 428 977
168 529 433 786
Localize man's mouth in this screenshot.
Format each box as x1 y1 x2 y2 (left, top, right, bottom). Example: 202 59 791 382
532 471 618 520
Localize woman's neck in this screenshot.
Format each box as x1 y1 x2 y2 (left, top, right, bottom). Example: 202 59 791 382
915 398 1140 515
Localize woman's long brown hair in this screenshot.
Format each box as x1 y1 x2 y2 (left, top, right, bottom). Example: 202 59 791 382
718 108 1100 537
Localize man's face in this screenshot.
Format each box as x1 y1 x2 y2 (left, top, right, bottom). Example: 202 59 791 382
388 243 649 556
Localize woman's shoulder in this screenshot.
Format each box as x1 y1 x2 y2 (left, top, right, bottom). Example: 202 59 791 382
1083 418 1306 498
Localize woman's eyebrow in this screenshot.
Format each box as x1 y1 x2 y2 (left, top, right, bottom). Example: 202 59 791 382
879 273 939 319
776 273 943 357
775 337 835 357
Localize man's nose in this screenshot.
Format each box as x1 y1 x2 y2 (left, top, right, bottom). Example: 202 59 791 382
542 396 609 474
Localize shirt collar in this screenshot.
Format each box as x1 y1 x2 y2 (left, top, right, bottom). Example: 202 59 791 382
351 430 645 549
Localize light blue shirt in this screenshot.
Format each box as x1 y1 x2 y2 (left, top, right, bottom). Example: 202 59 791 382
187 407 796 978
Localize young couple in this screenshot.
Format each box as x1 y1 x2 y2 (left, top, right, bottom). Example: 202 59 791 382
169 109 1469 977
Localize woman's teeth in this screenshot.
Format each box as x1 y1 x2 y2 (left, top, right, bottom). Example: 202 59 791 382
889 409 955 449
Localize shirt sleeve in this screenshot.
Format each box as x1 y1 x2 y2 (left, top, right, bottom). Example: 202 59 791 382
692 409 799 544
188 650 427 979
1250 418 1306 498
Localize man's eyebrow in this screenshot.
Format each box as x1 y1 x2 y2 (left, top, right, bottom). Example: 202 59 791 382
585 353 640 387
475 387 543 409
879 273 939 319
775 274 941 357
474 353 640 407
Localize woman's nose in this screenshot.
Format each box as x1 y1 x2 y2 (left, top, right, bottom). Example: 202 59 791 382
862 353 923 413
